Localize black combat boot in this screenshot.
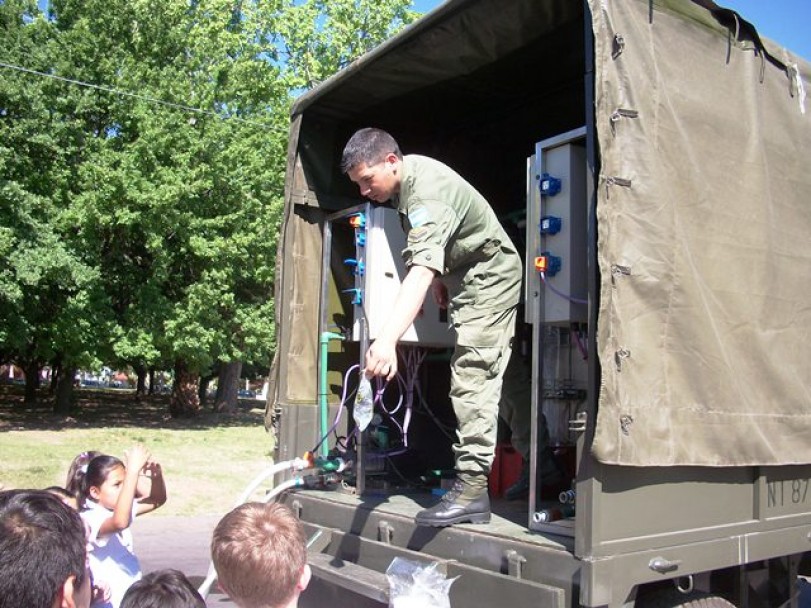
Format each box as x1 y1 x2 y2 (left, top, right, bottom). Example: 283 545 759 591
504 452 564 501
504 459 531 501
415 476 490 527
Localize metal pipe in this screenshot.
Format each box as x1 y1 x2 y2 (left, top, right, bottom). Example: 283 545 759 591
319 332 345 458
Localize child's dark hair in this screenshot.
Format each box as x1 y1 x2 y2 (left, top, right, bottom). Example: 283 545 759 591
65 450 101 487
44 486 74 502
121 569 206 608
65 452 124 506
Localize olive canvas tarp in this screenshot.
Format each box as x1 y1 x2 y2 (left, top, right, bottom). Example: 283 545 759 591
590 0 811 466
268 0 811 468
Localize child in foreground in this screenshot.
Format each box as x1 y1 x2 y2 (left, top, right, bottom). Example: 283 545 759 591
120 569 205 608
68 445 167 608
211 502 311 608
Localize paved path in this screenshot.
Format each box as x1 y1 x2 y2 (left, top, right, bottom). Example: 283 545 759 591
133 514 236 607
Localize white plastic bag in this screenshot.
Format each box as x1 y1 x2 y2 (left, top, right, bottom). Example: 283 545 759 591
386 557 457 608
354 374 374 431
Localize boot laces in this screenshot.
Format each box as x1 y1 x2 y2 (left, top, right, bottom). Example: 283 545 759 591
441 479 465 504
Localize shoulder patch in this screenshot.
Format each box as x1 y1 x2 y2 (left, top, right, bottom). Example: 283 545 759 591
409 226 429 241
408 207 429 228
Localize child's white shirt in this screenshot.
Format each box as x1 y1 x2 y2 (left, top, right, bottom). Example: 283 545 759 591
81 500 141 608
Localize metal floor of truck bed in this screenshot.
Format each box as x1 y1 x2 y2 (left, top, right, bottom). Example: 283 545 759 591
283 487 580 607
284 486 575 550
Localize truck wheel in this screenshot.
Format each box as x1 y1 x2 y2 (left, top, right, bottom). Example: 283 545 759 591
636 589 737 608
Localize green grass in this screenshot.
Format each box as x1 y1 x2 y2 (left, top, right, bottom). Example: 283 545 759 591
0 386 275 516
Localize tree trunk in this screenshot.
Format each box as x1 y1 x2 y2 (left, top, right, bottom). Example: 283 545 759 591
214 360 225 404
169 359 200 418
148 367 156 395
22 358 40 405
134 364 147 400
53 366 76 415
198 373 213 406
49 355 62 394
214 360 241 413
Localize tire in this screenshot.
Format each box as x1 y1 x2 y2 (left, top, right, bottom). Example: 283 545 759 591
635 589 737 608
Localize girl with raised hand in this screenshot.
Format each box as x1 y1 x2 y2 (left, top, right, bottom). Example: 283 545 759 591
68 445 167 608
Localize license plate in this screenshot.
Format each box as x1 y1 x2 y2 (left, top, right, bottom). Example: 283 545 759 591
759 466 811 517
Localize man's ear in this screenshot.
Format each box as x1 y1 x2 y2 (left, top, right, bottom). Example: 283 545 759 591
384 152 400 168
57 575 77 608
297 564 312 592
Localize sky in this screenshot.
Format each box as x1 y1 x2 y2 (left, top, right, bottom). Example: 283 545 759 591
411 0 811 61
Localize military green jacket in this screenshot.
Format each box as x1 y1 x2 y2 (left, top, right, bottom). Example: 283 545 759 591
392 154 522 323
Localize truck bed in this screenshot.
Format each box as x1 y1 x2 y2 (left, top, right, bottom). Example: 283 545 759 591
282 487 579 608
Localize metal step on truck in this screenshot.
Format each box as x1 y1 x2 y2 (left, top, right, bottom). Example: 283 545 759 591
264 1 811 606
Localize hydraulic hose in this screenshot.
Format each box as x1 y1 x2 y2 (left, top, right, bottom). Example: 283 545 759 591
232 457 310 507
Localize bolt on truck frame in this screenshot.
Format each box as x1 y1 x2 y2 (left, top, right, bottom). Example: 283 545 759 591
266 1 811 606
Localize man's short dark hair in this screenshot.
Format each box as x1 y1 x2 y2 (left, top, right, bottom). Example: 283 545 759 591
121 569 206 608
0 489 88 608
340 127 402 173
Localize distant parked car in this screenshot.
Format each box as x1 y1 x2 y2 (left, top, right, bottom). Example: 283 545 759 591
238 389 256 399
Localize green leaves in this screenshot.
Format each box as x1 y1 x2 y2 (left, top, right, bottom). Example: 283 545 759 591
273 0 417 89
1 0 413 381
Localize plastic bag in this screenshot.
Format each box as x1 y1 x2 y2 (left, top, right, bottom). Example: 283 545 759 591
386 557 457 608
354 375 374 431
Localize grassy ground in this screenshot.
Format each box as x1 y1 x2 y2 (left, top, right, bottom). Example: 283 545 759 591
0 385 274 516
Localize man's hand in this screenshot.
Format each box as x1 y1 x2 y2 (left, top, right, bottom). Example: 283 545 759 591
431 278 449 309
365 264 435 382
365 339 398 382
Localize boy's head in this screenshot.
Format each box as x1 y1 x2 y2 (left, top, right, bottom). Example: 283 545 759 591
120 569 205 608
211 502 310 608
0 489 91 608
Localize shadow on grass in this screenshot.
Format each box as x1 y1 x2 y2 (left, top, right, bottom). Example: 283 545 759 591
0 386 266 432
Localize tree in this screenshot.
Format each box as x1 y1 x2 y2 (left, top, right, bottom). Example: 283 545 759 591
1 0 416 417
274 0 418 90
0 0 112 410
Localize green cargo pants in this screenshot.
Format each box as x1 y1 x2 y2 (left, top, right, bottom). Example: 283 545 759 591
450 307 516 478
498 349 552 462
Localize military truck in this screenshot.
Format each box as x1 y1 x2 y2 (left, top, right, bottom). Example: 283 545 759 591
266 1 811 606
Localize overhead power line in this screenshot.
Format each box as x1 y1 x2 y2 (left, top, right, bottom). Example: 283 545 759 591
0 59 286 131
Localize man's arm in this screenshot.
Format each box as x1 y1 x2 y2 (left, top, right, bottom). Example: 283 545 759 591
365 264 436 381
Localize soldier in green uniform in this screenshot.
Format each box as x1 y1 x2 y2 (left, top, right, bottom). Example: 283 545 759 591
341 128 522 526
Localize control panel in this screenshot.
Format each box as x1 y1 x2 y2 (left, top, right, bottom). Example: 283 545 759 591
525 129 588 326
346 204 456 347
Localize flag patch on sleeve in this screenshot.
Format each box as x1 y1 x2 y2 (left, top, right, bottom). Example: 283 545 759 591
408 207 429 228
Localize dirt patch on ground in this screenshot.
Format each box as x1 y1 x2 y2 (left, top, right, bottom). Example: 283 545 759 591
0 385 265 431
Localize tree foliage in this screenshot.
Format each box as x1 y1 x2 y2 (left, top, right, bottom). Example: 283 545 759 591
274 0 417 89
0 0 110 407
0 0 416 415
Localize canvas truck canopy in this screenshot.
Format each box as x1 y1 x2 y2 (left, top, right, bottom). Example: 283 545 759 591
269 0 811 467
590 0 811 466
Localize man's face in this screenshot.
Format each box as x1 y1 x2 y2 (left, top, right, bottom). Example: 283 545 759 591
346 154 400 203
